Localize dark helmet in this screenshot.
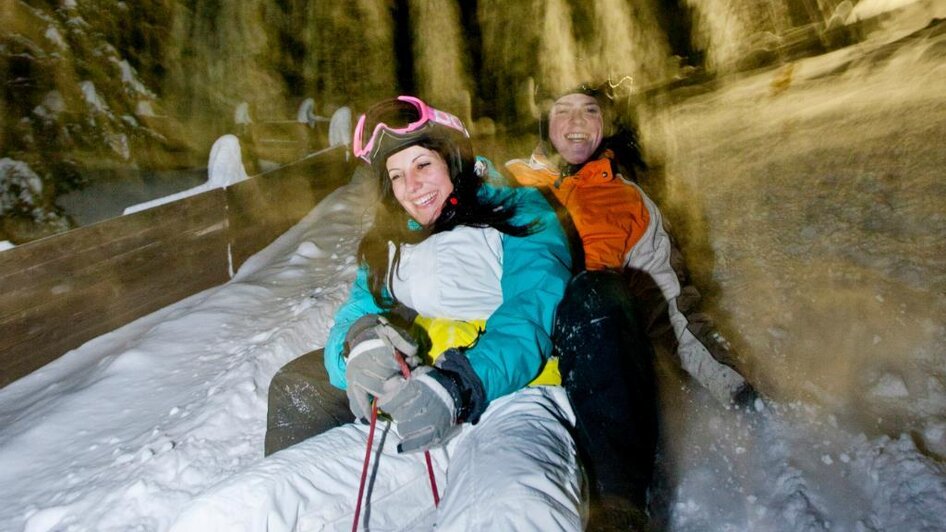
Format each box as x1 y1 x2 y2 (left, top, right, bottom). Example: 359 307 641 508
353 96 473 181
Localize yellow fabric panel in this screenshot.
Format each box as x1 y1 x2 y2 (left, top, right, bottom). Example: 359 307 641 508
412 315 482 364
412 315 561 387
529 356 561 386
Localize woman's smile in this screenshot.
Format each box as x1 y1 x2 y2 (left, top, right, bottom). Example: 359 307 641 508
412 191 439 207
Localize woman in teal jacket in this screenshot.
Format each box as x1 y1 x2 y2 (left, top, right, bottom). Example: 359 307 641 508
324 163 571 408
327 95 575 456
186 96 585 531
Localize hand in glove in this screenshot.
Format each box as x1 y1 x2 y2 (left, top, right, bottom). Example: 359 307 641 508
378 367 461 453
378 348 488 453
344 315 420 420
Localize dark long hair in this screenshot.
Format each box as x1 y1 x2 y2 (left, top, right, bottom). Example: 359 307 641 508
357 136 534 308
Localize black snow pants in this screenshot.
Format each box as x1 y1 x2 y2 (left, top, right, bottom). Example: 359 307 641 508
553 270 658 507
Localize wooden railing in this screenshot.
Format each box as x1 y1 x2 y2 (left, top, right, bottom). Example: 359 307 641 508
0 147 352 388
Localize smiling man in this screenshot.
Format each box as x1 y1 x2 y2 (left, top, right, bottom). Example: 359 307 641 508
507 82 757 528
548 92 604 165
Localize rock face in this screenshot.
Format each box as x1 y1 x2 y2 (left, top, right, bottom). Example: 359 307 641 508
639 14 946 437
1 0 191 240
0 0 846 216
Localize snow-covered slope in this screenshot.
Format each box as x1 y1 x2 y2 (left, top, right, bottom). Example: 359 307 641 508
0 178 374 531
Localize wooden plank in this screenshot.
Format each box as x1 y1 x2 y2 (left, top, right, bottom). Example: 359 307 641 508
0 235 218 324
0 190 229 387
0 191 225 288
0 283 209 387
0 148 351 389
0 225 225 321
0 230 226 355
0 189 225 274
0 278 209 387
0 255 226 387
227 148 351 270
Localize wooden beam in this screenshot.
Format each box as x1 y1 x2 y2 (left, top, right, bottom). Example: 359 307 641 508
0 148 352 389
228 149 351 270
0 190 229 388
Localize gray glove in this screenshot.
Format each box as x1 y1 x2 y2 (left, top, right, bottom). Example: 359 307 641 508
378 367 461 453
344 315 420 420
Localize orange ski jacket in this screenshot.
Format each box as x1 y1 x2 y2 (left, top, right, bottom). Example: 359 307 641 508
506 153 649 270
506 150 751 405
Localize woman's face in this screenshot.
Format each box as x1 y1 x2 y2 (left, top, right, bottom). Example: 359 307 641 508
386 145 454 226
549 93 604 165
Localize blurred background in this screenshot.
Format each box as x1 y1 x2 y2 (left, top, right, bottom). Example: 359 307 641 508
0 0 904 240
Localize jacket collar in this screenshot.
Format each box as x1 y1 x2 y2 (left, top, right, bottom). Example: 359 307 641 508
528 148 616 186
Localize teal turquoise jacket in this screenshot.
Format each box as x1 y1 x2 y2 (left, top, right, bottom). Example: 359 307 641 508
324 158 571 402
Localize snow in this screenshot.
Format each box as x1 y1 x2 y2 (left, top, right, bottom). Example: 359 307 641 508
868 373 910 398
136 100 156 117
205 135 250 189
112 58 154 97
234 102 252 125
43 91 66 114
44 26 67 50
638 13 946 512
328 106 352 148
296 98 316 127
1 179 372 531
107 133 130 161
79 81 109 115
849 0 929 22
0 158 44 216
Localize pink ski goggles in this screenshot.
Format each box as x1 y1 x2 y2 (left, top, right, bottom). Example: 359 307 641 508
353 96 468 164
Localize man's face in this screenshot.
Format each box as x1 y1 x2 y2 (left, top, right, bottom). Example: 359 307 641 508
549 93 604 165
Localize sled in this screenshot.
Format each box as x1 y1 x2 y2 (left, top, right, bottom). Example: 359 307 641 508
264 348 350 456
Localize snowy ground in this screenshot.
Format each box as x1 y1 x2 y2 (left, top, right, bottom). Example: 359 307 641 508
0 177 375 531
3 10 946 532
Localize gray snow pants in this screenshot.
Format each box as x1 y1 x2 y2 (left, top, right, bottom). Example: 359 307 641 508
264 349 350 456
